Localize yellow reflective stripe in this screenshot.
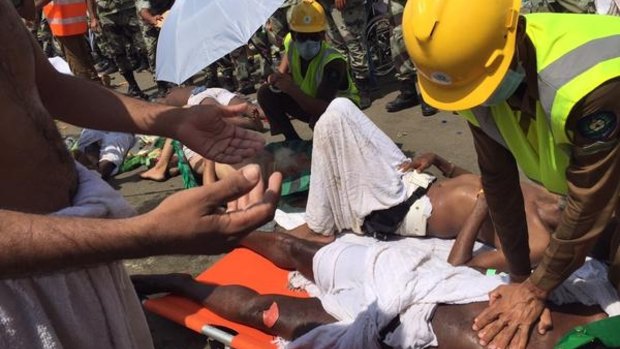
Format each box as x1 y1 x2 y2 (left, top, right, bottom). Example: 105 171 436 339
551 56 620 144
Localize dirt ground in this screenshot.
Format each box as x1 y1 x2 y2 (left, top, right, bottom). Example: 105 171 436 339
60 69 480 348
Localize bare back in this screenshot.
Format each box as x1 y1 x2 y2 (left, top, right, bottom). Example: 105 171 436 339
426 174 558 263
0 2 77 213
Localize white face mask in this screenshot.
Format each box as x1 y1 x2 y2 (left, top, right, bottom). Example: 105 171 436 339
482 64 526 107
295 40 321 60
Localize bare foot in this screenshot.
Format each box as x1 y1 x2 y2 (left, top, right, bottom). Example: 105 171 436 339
131 273 194 296
280 224 336 244
140 166 169 182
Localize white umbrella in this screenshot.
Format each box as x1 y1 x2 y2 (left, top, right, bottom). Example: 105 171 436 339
156 0 284 84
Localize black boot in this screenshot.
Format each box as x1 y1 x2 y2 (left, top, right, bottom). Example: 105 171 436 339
135 57 150 73
221 72 236 92
420 96 438 117
122 72 148 100
386 79 420 113
155 81 170 98
355 78 372 110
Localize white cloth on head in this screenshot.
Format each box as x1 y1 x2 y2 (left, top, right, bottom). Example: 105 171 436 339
187 87 237 106
0 162 153 349
77 129 136 176
286 234 503 349
306 98 417 235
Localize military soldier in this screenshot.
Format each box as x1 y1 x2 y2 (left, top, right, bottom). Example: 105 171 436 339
317 0 372 109
92 0 149 99
385 0 437 116
135 0 173 97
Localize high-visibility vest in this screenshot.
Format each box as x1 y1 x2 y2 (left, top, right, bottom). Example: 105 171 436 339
43 0 88 37
459 13 620 195
284 34 360 106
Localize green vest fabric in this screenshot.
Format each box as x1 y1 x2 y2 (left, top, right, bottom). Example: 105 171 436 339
284 34 360 106
459 13 620 195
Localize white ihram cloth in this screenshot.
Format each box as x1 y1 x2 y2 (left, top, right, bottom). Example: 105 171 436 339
0 163 153 349
77 129 136 176
305 98 433 236
286 234 503 349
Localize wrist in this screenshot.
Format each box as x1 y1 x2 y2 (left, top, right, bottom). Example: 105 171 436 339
523 278 549 300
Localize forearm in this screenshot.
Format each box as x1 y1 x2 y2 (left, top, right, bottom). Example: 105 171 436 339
470 123 532 277
37 65 181 138
0 210 169 277
17 0 35 20
86 0 96 18
448 193 488 266
531 139 620 291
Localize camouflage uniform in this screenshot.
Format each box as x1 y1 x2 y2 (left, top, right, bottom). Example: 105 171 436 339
35 16 62 58
96 0 149 97
317 0 369 81
96 0 148 76
388 0 414 83
135 0 174 73
521 0 595 13
266 0 299 47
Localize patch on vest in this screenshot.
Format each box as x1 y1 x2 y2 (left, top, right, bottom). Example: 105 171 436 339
577 111 617 141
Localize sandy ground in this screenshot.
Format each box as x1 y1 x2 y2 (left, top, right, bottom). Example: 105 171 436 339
59 69 480 348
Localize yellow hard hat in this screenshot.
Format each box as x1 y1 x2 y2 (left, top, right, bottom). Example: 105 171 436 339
402 0 521 110
289 0 327 33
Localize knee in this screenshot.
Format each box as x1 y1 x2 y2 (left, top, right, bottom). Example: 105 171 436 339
314 97 355 133
256 84 274 108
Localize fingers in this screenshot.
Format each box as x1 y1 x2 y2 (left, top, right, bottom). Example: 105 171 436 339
214 171 282 234
478 317 506 346
200 164 261 207
473 287 503 331
487 322 519 349
537 308 552 334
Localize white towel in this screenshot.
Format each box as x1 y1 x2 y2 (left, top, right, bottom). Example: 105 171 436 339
0 163 153 349
305 98 410 236
287 234 503 349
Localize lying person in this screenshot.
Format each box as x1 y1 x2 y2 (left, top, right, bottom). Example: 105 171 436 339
132 230 606 349
72 128 135 179
276 97 573 272
140 86 264 183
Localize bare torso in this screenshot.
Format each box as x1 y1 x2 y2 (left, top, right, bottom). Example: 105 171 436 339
1 3 77 214
426 174 559 259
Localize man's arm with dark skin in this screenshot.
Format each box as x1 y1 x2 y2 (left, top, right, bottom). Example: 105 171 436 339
32 35 264 164
0 166 282 278
34 0 49 11
15 0 35 20
269 59 346 123
474 79 620 349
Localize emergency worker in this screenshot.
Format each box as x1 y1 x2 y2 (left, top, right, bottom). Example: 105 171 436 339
403 1 620 348
257 0 359 141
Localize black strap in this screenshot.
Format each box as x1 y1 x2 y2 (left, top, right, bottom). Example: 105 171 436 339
378 315 401 348
368 185 431 241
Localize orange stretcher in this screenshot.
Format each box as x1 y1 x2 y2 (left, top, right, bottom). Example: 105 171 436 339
143 248 309 349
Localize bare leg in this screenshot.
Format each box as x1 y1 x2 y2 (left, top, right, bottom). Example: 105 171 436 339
239 231 326 281
280 223 336 244
131 273 336 340
140 138 174 181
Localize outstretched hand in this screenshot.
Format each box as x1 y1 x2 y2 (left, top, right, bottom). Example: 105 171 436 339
473 280 552 349
146 165 282 255
174 104 265 164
